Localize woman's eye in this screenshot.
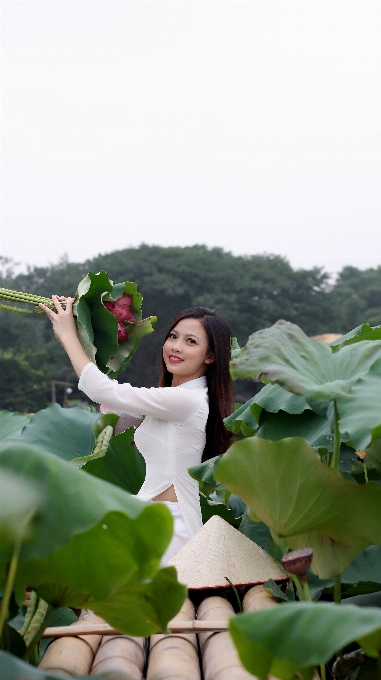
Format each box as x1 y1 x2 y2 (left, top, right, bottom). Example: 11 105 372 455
187 338 196 344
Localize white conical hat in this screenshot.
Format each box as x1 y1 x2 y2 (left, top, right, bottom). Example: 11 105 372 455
167 515 288 590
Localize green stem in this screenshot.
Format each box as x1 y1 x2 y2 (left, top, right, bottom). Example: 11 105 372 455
364 463 369 483
330 401 341 470
290 574 306 601
320 663 326 680
302 579 312 602
0 303 35 314
334 575 341 604
0 538 22 640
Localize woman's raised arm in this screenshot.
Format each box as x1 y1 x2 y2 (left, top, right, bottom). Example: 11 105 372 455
39 296 91 378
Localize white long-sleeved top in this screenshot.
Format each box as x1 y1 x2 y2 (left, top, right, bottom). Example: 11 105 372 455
78 362 208 536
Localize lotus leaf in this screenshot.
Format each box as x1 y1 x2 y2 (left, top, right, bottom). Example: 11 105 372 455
15 403 100 462
215 436 381 578
74 271 155 378
330 323 381 350
255 383 310 414
0 471 39 549
0 442 186 635
230 320 381 449
84 427 146 494
229 602 381 680
0 410 30 444
256 409 333 450
224 398 261 436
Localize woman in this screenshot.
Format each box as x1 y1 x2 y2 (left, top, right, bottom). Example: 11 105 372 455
41 298 233 563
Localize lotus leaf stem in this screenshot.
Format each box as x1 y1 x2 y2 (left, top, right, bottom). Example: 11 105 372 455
320 663 326 680
289 574 306 601
330 401 341 470
334 575 341 604
364 463 369 483
0 303 35 314
0 536 22 641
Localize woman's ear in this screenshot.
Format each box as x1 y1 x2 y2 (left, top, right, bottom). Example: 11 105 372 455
205 353 214 365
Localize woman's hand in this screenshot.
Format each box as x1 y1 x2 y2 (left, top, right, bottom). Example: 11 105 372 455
39 296 91 377
39 296 77 347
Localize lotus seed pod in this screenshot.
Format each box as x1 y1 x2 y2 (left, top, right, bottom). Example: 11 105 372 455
281 548 313 578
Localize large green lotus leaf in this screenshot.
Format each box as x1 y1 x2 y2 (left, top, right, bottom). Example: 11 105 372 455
342 545 381 584
231 320 381 449
0 470 40 549
335 367 381 448
91 566 187 636
230 320 381 401
84 427 146 494
256 410 333 450
0 410 30 443
0 651 98 679
0 443 185 635
229 602 381 680
15 403 100 462
15 511 186 636
255 383 311 414
215 436 381 578
0 442 167 563
224 398 261 436
331 323 381 351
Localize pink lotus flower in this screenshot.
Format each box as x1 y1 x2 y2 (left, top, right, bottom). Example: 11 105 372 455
104 294 135 343
104 294 135 323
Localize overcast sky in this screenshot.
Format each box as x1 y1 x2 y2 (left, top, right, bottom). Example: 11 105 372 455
1 1 380 277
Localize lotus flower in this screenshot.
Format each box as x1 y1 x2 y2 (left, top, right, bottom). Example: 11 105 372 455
103 294 136 343
104 294 136 323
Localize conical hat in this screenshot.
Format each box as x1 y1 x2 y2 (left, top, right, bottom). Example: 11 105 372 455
167 515 288 590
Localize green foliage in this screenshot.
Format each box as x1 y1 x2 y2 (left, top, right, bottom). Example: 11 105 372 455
230 602 381 680
0 442 186 636
215 436 381 578
333 265 381 331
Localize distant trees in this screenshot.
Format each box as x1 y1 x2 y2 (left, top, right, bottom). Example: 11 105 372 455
1 246 380 412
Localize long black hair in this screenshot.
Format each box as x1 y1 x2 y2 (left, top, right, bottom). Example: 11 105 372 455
159 307 233 461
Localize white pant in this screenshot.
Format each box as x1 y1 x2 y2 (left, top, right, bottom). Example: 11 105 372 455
151 500 191 565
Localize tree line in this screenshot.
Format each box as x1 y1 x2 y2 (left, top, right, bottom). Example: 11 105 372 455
1 245 380 412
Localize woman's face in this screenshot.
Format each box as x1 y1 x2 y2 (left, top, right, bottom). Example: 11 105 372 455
163 318 214 386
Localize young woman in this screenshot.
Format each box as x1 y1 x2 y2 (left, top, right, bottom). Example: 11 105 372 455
41 297 233 563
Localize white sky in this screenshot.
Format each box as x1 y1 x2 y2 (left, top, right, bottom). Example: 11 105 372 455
1 1 381 276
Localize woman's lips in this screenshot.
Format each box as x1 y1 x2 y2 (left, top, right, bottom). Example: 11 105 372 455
168 354 184 363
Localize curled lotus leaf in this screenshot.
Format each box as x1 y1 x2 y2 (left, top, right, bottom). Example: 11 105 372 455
230 320 381 449
73 271 155 378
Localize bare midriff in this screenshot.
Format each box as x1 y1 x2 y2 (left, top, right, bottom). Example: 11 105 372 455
152 484 178 502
